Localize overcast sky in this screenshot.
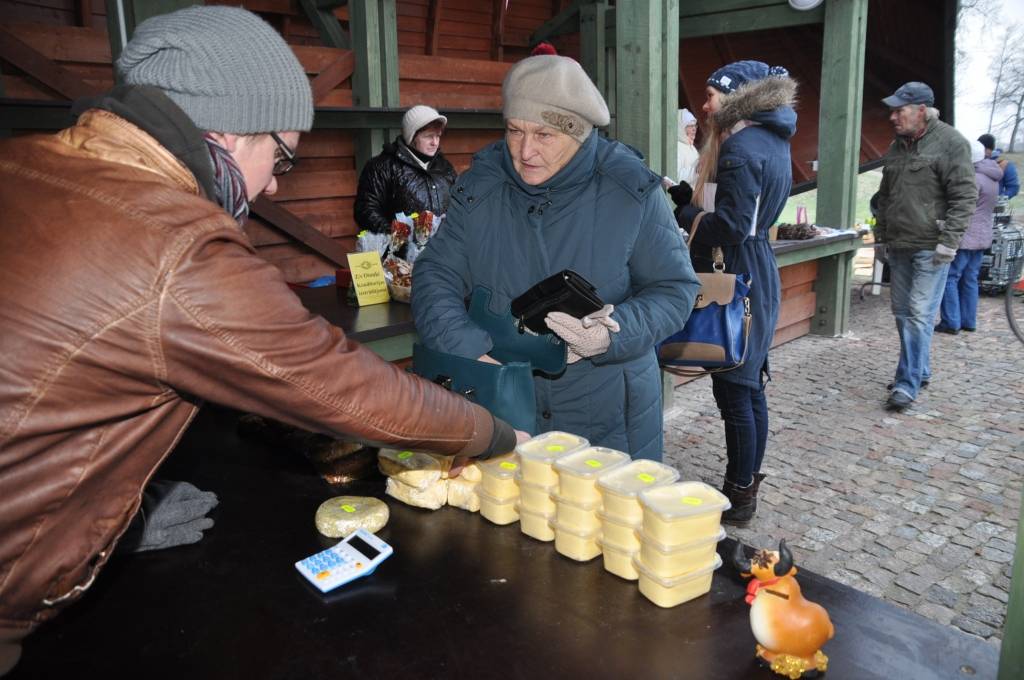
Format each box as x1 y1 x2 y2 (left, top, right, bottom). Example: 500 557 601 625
954 0 1024 145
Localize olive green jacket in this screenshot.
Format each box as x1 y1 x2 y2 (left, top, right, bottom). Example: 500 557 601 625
874 118 977 251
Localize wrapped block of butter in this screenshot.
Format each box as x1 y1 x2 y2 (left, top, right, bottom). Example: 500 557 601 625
447 478 481 512
314 495 389 538
378 449 443 489
385 476 448 510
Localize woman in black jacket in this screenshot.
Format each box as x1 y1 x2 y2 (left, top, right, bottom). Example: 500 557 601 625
353 105 457 233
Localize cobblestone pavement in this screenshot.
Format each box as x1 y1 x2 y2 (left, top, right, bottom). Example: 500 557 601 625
663 275 1023 651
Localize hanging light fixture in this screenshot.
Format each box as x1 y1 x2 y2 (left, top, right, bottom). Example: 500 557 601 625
789 0 825 9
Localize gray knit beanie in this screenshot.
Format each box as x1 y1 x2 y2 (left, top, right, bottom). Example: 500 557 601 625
502 55 609 142
116 6 313 133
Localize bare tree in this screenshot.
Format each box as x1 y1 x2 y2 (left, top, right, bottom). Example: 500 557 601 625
956 0 1000 99
994 52 1024 151
986 25 1017 131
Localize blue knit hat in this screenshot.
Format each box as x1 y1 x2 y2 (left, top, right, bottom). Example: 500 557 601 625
707 60 789 95
117 6 314 134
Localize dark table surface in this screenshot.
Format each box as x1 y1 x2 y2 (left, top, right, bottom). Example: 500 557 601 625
291 234 863 345
293 285 415 343
11 406 997 679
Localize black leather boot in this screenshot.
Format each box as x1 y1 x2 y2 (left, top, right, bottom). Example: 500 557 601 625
722 478 758 527
750 472 766 513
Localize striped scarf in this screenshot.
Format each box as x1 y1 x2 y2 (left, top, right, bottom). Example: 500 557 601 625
203 134 249 224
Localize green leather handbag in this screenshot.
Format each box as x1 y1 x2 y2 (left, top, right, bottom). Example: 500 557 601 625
411 343 537 434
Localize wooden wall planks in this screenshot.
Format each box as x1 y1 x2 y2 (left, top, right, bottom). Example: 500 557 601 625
0 0 560 282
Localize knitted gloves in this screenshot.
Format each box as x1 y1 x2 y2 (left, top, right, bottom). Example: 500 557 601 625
933 243 957 266
544 304 620 364
119 480 219 553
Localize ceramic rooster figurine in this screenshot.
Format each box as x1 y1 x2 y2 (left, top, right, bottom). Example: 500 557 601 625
732 540 834 679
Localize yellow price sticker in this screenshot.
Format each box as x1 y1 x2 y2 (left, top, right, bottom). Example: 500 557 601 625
398 451 414 459
636 473 656 484
499 461 518 471
546 445 566 452
341 504 356 513
680 496 703 506
585 459 603 468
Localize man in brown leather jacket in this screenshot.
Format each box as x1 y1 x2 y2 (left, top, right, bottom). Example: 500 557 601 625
0 7 518 671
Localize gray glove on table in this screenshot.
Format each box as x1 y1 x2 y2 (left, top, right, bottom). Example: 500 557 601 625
120 480 219 553
933 243 957 266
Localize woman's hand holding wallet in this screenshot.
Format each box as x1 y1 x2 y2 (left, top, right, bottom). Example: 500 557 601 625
544 304 620 363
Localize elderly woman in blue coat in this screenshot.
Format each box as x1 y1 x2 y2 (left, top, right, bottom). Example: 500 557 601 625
412 55 700 461
674 61 797 524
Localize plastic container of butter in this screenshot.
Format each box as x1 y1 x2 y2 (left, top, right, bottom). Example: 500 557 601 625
552 491 602 532
638 526 725 578
550 518 602 562
596 459 680 523
553 447 630 504
516 431 589 486
517 504 555 542
478 487 520 526
516 474 556 515
634 553 722 608
638 481 730 546
597 510 641 552
597 537 639 581
478 453 521 501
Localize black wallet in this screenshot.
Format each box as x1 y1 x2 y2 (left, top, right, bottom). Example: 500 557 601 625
510 269 604 334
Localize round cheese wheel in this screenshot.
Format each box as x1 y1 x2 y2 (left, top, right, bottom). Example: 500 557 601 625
314 496 389 538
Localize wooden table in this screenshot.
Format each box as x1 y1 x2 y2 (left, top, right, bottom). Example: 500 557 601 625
9 406 998 679
295 286 417 362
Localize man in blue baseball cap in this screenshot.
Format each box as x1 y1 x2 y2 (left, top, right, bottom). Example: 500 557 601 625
873 81 977 412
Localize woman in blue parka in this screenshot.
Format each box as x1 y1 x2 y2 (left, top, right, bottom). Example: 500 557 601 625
412 55 700 461
674 61 797 524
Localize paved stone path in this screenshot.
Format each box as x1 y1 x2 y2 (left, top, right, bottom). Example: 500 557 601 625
663 272 1023 652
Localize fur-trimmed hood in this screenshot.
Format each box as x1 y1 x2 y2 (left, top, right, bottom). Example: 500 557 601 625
713 76 798 140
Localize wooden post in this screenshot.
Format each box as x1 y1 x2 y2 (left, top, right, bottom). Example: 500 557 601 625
490 0 505 61
427 0 443 56
660 0 678 183
76 0 92 28
579 1 608 100
1000 491 1024 679
350 0 401 173
614 0 677 178
104 0 193 62
812 0 867 337
0 62 9 139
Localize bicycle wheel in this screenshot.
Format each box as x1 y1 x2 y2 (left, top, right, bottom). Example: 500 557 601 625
1007 265 1024 345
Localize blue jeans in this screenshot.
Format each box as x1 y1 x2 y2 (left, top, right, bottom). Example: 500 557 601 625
711 376 768 487
888 248 950 399
939 249 984 331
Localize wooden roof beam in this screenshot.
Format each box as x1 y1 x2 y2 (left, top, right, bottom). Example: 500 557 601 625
251 196 349 268
529 0 584 46
299 0 351 49
0 26 96 100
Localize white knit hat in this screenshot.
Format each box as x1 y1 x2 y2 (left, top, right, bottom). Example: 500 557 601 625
970 139 985 165
502 55 609 142
402 105 447 145
678 108 697 141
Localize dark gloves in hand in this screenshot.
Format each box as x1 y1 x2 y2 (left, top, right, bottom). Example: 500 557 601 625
667 181 694 208
120 480 219 553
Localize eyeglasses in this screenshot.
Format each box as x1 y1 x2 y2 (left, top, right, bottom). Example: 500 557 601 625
270 132 297 176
